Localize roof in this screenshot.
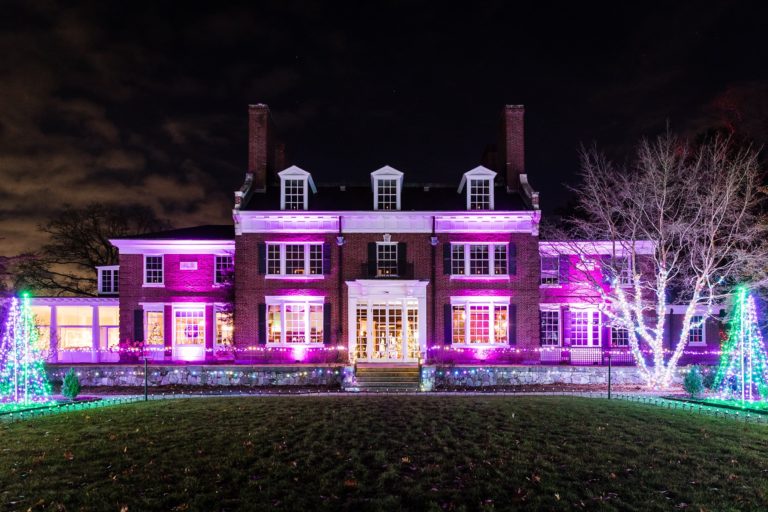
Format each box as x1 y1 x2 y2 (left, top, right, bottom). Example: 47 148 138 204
242 183 530 211
116 225 235 241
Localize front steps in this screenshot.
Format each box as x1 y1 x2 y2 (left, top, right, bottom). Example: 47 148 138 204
352 364 421 392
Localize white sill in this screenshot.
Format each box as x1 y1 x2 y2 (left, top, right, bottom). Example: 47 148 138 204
265 274 325 280
450 343 509 348
143 283 165 288
265 343 325 347
539 283 562 288
687 342 707 347
450 275 510 281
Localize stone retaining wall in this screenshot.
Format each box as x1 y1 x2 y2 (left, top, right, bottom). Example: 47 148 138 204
46 365 347 387
425 365 688 390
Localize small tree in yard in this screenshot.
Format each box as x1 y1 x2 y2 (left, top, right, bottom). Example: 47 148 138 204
61 368 81 401
683 366 705 398
558 133 767 389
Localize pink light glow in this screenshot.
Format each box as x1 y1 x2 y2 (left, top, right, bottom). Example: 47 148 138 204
293 345 307 361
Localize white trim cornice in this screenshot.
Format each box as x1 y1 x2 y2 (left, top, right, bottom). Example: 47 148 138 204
110 239 235 255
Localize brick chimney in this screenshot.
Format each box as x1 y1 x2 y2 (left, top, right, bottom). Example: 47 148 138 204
501 105 525 192
247 104 271 192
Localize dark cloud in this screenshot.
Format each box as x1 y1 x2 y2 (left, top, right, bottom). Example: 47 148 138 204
1 1 767 255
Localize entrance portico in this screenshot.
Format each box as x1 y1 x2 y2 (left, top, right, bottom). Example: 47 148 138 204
346 280 428 364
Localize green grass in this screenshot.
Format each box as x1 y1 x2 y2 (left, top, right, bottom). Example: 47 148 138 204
1 397 767 511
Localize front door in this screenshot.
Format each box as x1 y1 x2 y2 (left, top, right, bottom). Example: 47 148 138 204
354 299 421 362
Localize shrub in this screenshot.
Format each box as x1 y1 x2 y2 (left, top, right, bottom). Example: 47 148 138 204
62 368 81 401
700 365 716 390
683 365 704 398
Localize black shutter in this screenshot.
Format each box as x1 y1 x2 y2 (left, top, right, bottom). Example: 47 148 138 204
558 255 570 284
508 304 517 345
444 304 452 345
508 242 517 275
443 244 451 275
322 242 331 274
257 242 267 274
397 242 407 277
133 309 144 342
257 304 267 345
323 304 332 345
367 242 377 277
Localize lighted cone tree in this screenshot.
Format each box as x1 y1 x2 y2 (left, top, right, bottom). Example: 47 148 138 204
0 293 53 405
713 287 768 402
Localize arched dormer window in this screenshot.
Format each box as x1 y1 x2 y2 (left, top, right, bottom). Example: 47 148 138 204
279 166 317 210
457 166 497 210
370 166 404 211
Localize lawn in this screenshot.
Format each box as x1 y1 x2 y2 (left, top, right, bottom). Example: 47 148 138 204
1 397 767 511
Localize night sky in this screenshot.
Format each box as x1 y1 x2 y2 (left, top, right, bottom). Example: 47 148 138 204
2 1 767 255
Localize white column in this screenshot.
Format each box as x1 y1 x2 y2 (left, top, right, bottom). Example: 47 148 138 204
418 297 427 361
92 306 100 363
50 305 58 363
366 303 374 361
401 300 408 361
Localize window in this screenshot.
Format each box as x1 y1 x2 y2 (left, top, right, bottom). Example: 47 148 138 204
98 266 119 294
540 310 560 346
215 255 234 284
145 310 165 347
57 306 93 350
98 306 119 351
450 244 508 276
215 309 233 348
570 310 601 346
144 256 163 285
266 299 324 344
376 179 398 210
688 316 705 345
266 243 323 277
611 326 629 346
469 178 491 210
31 306 51 352
175 309 205 345
540 256 559 285
376 243 398 276
616 257 632 286
283 179 305 210
451 299 509 345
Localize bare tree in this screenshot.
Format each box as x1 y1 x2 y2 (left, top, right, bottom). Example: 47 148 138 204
558 133 767 388
13 203 170 296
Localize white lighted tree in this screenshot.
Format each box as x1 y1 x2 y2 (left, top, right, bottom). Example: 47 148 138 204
559 133 767 388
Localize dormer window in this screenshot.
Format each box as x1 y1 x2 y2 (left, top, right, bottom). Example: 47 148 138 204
97 265 119 294
278 165 317 211
458 166 496 211
371 166 404 211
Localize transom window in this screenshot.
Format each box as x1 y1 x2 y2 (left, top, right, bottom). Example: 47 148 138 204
376 243 398 276
540 310 560 346
450 244 507 276
283 179 305 210
540 256 559 285
215 255 234 284
376 179 398 210
688 316 705 344
266 243 323 276
469 178 491 210
267 300 324 344
98 266 119 294
144 256 163 285
451 300 509 345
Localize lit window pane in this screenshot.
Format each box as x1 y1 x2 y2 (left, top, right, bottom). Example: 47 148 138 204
57 306 92 325
146 312 164 345
175 310 204 345
98 306 119 326
268 305 282 343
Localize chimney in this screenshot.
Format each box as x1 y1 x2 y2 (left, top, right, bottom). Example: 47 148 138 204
502 105 525 192
248 104 270 192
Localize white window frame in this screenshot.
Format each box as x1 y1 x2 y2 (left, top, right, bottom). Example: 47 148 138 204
172 306 206 346
540 256 560 285
450 296 510 347
539 308 561 346
214 304 234 349
371 166 404 211
142 304 165 351
568 308 602 347
143 255 164 287
97 265 119 294
458 166 496 211
376 242 399 277
687 315 706 346
616 256 633 287
278 165 316 211
265 296 324 346
265 242 324 279
611 326 630 347
214 254 235 285
449 243 508 278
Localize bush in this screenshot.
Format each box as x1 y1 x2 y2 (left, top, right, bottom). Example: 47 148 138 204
700 365 716 390
683 365 704 398
62 368 81 401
